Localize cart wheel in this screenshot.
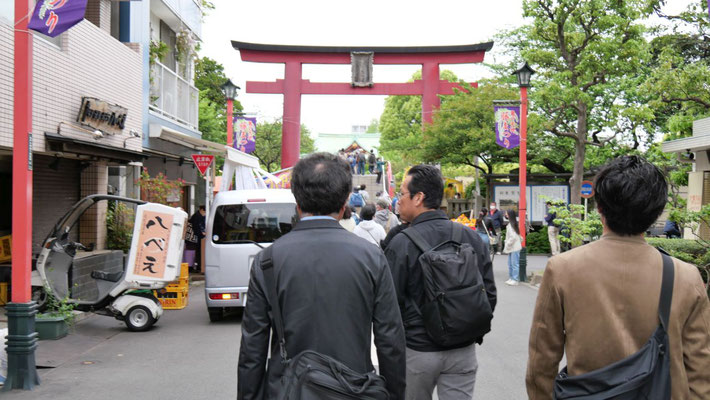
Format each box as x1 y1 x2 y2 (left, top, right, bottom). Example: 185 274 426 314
125 305 156 332
32 286 49 312
208 307 223 322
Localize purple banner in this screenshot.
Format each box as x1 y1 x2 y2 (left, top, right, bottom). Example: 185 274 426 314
28 0 88 38
234 116 257 154
494 106 521 149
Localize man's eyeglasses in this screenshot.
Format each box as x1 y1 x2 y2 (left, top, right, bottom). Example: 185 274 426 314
398 191 410 197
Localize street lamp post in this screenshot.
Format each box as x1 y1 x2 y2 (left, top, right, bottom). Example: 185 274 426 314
513 62 534 283
220 79 240 148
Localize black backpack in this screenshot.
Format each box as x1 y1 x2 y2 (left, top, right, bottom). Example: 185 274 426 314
402 223 493 347
553 250 674 399
260 245 390 400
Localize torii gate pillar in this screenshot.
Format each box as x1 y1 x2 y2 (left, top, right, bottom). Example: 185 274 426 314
233 42 493 168
283 62 302 168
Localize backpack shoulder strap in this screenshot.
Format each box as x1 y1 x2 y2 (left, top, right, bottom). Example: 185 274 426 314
402 226 432 253
452 222 463 243
658 250 675 332
260 245 289 361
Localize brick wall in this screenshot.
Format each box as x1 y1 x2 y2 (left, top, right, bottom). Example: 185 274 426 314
85 0 112 35
0 18 143 153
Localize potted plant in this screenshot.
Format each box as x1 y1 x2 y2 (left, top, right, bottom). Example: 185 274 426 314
35 287 76 340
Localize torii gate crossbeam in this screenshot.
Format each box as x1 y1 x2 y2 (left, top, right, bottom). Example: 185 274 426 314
232 42 494 168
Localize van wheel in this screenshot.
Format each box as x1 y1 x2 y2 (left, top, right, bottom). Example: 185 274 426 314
208 307 223 322
125 305 156 332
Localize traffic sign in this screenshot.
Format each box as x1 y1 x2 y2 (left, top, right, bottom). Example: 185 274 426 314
581 180 594 198
191 154 214 176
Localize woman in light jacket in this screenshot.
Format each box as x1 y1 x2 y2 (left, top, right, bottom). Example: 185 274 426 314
504 209 522 286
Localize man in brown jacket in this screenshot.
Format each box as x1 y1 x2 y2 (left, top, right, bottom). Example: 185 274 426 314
526 155 710 399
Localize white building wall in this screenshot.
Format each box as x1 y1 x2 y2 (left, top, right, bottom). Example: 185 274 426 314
0 18 143 153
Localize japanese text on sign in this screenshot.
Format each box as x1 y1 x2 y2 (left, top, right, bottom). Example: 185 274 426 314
133 211 174 279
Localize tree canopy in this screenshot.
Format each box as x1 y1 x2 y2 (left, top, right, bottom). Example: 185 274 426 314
251 120 315 172
496 0 665 204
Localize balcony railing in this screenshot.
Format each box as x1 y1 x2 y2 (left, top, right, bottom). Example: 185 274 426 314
149 61 199 131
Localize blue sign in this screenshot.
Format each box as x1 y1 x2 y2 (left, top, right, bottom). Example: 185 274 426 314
581 181 594 198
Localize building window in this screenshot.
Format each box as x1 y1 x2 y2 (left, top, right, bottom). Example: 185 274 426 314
160 20 177 72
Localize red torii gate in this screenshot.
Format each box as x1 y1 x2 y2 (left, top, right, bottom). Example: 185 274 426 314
232 42 494 168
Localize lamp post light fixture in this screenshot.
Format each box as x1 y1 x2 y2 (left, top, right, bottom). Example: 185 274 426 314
220 79 240 148
512 62 535 283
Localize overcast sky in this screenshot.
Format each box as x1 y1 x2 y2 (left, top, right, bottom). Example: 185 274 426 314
199 0 697 137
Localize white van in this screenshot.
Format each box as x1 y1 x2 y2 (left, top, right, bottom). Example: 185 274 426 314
204 189 297 321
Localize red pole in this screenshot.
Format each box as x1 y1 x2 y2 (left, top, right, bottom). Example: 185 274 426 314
519 86 528 246
281 61 302 168
13 0 33 304
421 62 440 125
226 98 233 148
6 0 41 390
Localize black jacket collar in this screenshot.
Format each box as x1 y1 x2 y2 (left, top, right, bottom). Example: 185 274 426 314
411 210 448 226
293 218 344 231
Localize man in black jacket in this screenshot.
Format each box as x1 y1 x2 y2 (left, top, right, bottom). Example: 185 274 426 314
238 153 406 400
488 201 505 255
384 165 496 400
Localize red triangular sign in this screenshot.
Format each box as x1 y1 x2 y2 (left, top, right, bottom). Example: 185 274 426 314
191 154 214 176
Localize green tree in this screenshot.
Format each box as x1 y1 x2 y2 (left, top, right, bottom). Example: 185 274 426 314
366 118 379 133
251 120 315 172
642 2 710 139
195 57 242 114
194 56 243 171
379 70 461 175
421 80 520 174
501 0 660 204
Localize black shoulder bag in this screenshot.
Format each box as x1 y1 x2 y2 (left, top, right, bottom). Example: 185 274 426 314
260 245 390 400
553 251 674 399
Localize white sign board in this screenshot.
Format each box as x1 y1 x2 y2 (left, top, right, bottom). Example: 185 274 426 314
125 203 187 284
494 185 569 222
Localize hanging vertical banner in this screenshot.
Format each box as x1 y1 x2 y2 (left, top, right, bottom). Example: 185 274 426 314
263 167 293 189
28 0 88 38
234 116 257 154
386 161 394 198
494 106 521 149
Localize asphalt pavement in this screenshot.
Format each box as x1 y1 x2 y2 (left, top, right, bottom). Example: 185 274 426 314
2 255 551 399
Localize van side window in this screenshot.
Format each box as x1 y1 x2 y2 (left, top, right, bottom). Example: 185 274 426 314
212 203 296 244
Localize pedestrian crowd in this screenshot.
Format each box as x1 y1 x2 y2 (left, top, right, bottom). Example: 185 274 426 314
237 153 710 400
338 147 385 182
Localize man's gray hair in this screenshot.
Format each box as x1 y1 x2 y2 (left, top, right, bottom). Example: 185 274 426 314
376 198 390 209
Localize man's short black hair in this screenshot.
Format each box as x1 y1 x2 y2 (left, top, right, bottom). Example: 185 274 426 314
291 152 352 216
594 155 667 236
361 204 376 220
406 164 443 210
199 205 206 211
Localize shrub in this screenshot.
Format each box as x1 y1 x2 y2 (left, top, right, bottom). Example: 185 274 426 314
646 238 709 296
526 227 551 255
107 201 135 253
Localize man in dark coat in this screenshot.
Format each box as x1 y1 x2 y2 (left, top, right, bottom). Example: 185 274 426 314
384 165 497 400
238 153 406 400
488 201 505 255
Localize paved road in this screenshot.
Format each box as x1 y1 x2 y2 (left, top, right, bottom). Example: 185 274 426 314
3 255 550 399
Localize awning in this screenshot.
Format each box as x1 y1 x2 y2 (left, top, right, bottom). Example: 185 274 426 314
149 124 225 155
45 132 146 163
661 135 710 153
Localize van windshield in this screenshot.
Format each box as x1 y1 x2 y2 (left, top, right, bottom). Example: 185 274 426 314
212 203 297 244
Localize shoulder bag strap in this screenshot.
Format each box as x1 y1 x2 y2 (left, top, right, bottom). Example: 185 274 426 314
260 245 289 361
402 226 432 253
658 251 675 332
